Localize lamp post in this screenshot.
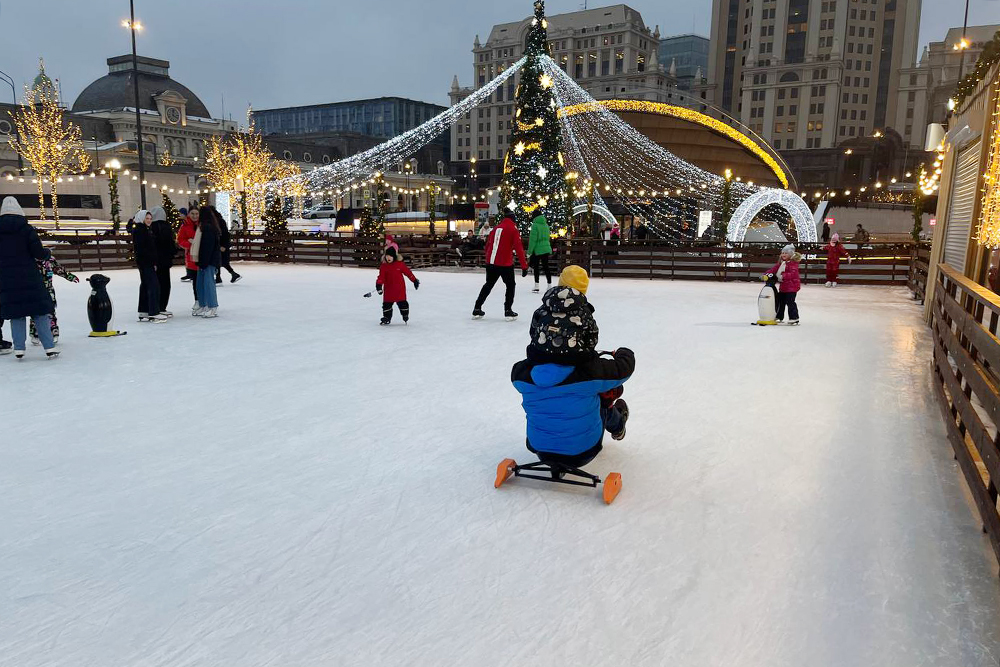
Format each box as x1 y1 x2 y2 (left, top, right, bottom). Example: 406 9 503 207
470 156 477 199
404 161 412 211
0 69 24 174
122 2 146 209
105 158 122 233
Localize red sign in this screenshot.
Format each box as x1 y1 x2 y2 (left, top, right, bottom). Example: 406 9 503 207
930 217 937 226
474 202 489 209
824 217 835 225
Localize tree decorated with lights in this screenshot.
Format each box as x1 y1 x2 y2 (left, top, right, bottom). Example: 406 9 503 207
498 0 568 231
10 78 91 229
161 190 182 234
262 195 289 262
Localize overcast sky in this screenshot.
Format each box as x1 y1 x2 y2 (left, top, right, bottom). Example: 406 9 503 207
1 0 997 118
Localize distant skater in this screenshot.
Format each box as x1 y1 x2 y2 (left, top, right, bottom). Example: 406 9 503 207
472 216 528 321
376 247 419 325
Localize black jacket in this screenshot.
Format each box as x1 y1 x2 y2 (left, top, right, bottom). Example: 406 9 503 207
132 223 157 269
198 223 223 269
150 219 176 267
219 223 231 251
0 213 53 319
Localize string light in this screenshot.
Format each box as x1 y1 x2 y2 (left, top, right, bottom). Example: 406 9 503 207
976 79 1000 247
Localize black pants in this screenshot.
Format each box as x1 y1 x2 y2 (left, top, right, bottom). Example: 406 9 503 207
216 249 238 280
137 265 161 316
186 268 198 299
531 253 552 284
776 292 799 321
381 300 409 323
156 263 171 312
475 265 516 310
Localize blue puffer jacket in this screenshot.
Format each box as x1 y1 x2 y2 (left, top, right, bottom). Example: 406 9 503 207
511 348 635 456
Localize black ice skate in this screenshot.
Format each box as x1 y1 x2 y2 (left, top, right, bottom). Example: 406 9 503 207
505 309 518 321
472 308 485 319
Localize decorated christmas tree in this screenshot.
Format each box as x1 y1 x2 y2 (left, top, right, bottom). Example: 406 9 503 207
161 191 182 234
262 195 289 262
498 0 568 232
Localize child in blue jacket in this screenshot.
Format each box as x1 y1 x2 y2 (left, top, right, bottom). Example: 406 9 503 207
511 265 634 467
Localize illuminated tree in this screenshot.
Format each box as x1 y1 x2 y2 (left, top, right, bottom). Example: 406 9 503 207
497 0 568 231
161 190 182 234
10 84 91 228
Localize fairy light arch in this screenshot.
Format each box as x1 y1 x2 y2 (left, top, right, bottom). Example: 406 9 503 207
727 188 817 243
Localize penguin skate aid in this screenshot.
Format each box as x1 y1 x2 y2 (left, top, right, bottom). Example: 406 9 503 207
495 265 634 504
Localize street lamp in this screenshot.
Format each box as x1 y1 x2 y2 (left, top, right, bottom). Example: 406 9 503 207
123 2 146 209
404 161 412 211
469 156 477 198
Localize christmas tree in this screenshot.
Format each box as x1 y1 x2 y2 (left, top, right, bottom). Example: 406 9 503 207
261 195 289 262
498 0 568 232
161 191 182 234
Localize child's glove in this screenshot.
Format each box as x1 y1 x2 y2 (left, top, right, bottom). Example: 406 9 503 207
413 279 420 290
70 274 80 283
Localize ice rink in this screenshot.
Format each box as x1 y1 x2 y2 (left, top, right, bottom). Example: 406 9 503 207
3 264 999 666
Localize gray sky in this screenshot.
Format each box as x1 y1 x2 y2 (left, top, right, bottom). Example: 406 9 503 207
1 0 998 118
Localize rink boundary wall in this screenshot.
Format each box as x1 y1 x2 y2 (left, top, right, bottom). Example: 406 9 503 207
931 264 1000 571
40 233 931 290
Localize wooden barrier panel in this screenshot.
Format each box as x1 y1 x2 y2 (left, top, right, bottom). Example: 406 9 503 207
930 264 1000 568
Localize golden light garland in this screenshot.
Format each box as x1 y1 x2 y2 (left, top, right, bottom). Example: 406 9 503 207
976 72 1000 248
560 99 790 189
9 84 91 228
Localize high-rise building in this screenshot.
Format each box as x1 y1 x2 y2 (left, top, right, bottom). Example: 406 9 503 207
450 4 679 191
896 25 1000 150
659 34 710 90
707 0 922 187
252 98 446 140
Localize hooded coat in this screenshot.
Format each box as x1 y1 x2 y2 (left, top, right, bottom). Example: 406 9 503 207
0 197 54 319
149 206 176 268
527 215 552 256
376 253 417 302
823 241 850 280
131 210 157 269
511 286 635 457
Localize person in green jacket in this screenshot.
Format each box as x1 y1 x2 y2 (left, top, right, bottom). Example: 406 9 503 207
524 214 553 293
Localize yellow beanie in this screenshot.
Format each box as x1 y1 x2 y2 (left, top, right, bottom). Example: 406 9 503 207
558 265 590 294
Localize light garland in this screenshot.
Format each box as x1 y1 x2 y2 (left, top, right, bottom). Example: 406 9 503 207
976 74 1000 248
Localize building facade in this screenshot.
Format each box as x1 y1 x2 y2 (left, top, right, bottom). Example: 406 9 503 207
659 34 710 90
450 4 683 191
707 0 922 187
896 25 1000 151
252 98 446 140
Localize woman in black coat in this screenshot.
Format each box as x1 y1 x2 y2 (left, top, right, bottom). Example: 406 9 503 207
194 206 222 318
149 206 176 315
132 209 165 322
0 196 58 356
209 206 241 284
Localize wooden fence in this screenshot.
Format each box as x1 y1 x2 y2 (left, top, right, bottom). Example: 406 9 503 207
908 244 931 303
41 232 928 288
930 264 1000 568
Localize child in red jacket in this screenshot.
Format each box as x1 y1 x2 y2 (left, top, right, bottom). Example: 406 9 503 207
767 243 802 325
823 233 851 287
376 247 419 325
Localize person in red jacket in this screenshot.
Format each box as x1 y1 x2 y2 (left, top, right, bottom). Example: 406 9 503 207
176 208 200 305
767 243 802 325
473 216 529 320
823 233 851 287
376 247 419 325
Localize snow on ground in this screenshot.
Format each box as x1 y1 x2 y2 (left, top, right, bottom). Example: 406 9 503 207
2 264 999 667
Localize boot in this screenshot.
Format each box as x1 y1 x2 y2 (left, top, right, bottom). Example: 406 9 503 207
825 281 832 287
832 281 837 287
0 340 11 355
611 399 629 441
472 308 485 319
231 274 242 284
532 282 540 293
504 308 518 321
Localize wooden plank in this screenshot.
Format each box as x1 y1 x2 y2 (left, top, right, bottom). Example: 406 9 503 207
938 288 1000 372
932 314 1000 428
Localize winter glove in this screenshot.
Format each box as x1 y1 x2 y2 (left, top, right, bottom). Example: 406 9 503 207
413 279 420 290
376 285 383 295
522 267 529 278
69 274 80 283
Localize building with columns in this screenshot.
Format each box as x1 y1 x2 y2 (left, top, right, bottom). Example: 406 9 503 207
707 0 922 188
450 4 691 191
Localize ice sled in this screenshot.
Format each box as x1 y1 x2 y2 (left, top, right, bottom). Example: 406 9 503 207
753 272 778 326
494 456 622 505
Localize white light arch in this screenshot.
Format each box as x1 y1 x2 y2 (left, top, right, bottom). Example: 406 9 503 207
727 188 817 243
571 203 617 227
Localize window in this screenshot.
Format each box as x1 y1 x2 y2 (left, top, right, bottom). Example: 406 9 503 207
777 105 784 116
791 89 799 99
778 89 786 100
303 152 312 162
774 139 782 149
774 122 785 133
282 150 292 159
789 104 798 114
787 139 795 149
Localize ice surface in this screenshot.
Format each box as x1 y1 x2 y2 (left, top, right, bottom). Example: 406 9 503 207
2 265 999 667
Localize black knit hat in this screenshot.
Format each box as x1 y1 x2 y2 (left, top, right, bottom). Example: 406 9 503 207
385 246 398 260
527 286 599 364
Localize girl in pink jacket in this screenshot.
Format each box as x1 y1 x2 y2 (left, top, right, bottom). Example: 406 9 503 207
767 244 802 325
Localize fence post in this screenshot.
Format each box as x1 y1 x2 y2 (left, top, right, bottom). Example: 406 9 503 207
76 231 85 271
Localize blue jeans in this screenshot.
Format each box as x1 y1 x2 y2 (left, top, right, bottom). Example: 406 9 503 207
11 315 55 350
196 267 219 308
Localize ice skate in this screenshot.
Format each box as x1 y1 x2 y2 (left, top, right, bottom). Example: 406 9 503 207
138 312 150 322
161 311 173 318
45 348 60 359
472 308 485 319
532 282 540 293
14 349 25 359
192 304 201 316
0 340 12 355
505 309 518 321
201 308 218 319
231 274 242 284
789 319 800 326
611 399 629 441
30 336 39 346
832 281 838 287
379 318 391 326
149 314 169 322
825 281 832 287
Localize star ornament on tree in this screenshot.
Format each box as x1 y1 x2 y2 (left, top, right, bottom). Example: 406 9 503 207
536 166 548 179
539 73 554 89
514 141 527 156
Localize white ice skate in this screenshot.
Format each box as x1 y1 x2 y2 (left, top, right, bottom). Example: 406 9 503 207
825 281 832 287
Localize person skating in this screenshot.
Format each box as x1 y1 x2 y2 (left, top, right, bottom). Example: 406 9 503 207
194 205 222 318
767 243 802 325
472 215 528 320
822 233 851 287
132 210 167 323
375 246 419 325
0 197 60 358
0 321 12 355
149 206 175 316
29 255 78 345
524 213 553 293
210 206 241 284
511 265 634 471
177 207 200 312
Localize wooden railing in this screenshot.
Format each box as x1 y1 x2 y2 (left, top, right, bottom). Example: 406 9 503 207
930 264 1000 567
41 232 926 288
908 244 931 303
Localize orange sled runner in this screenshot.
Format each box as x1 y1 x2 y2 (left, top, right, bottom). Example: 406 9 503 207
494 458 622 504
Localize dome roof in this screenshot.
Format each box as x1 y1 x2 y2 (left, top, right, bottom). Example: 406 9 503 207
72 55 211 118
